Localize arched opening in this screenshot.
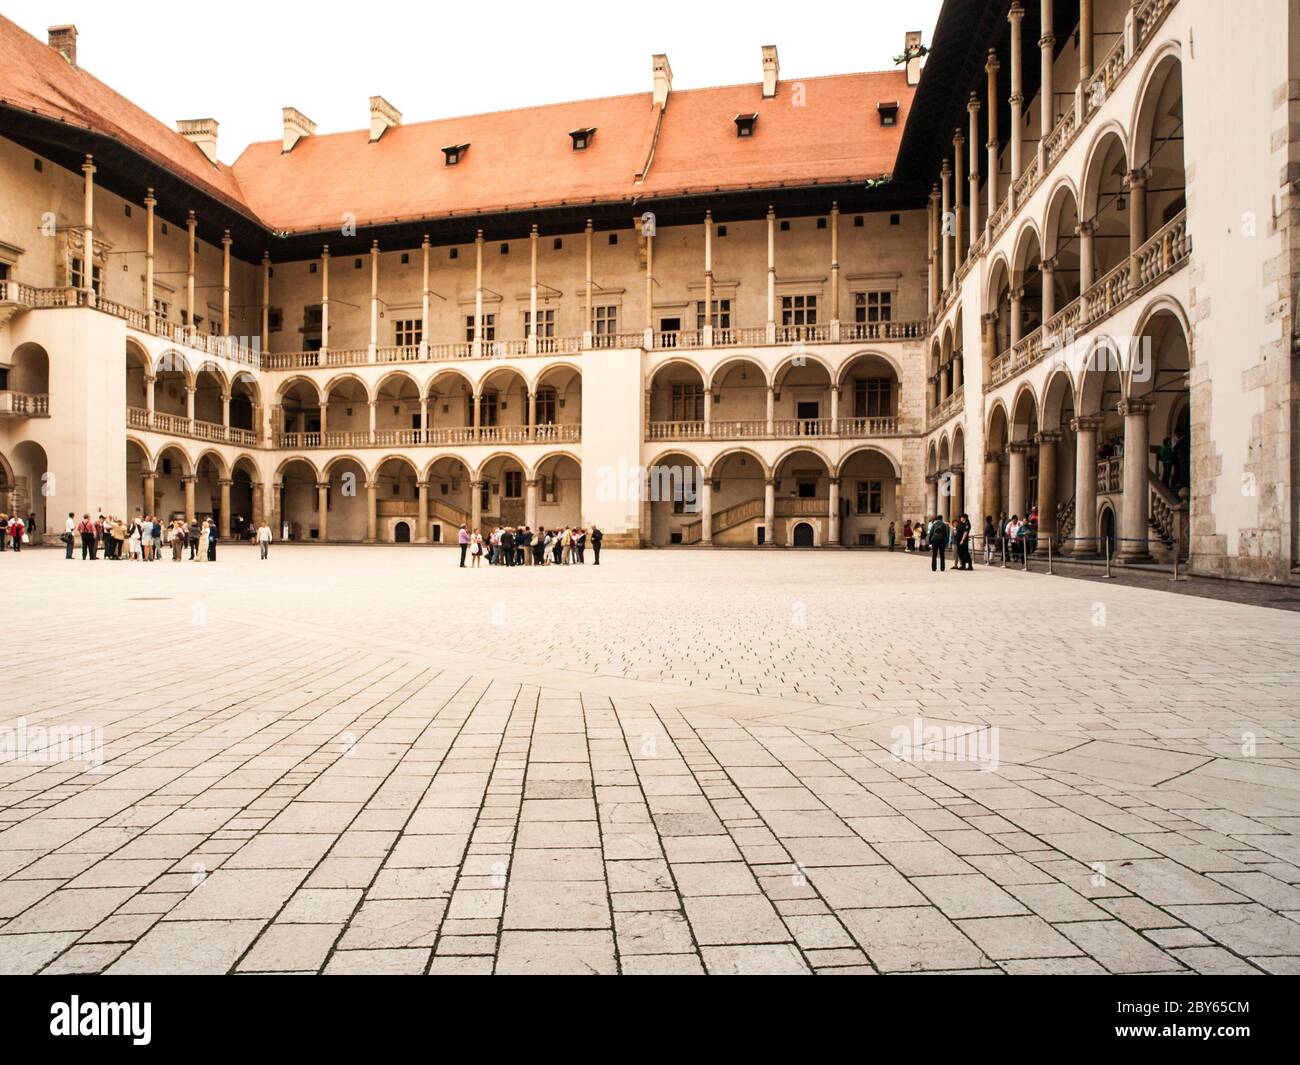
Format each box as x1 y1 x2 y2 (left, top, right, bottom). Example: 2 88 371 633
321 456 367 541
647 450 705 546
792 522 816 547
1133 55 1186 237
426 371 475 444
153 444 192 520
193 363 226 426
4 342 50 407
278 379 322 442
374 456 419 541
426 456 473 539
276 459 319 541
195 453 225 527
535 453 581 534
1008 387 1040 521
477 367 529 442
231 457 259 539
1012 226 1044 341
840 447 900 546
774 448 831 545
477 454 527 529
986 258 1012 367
125 342 150 413
1099 504 1118 559
1043 184 1082 312
1081 130 1131 283
125 439 151 519
1038 371 1077 551
706 449 766 545
7 440 49 539
323 376 370 445
533 365 582 441
839 352 901 433
773 357 833 436
647 362 706 438
374 373 421 442
394 521 411 543
153 352 190 418
985 404 1009 521
709 359 767 436
230 373 259 435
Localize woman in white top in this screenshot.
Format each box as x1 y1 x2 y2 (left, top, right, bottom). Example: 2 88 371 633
128 522 142 560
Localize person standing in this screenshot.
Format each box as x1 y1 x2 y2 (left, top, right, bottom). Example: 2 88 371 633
929 513 949 572
470 530 483 568
501 526 515 567
64 512 76 559
888 521 896 552
574 527 586 564
188 520 200 560
171 520 185 561
257 520 272 560
956 514 973 570
458 524 469 568
591 526 602 565
9 513 24 553
207 521 218 562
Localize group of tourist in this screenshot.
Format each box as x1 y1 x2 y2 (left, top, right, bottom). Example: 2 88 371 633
458 524 602 568
893 509 1044 571
0 512 33 552
63 512 222 562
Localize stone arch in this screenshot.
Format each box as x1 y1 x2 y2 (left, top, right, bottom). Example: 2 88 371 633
274 454 322 483
474 450 534 483
705 446 768 480
1129 45 1186 236
835 444 902 480
276 375 323 404
193 447 229 480
708 355 771 392
1009 382 1039 442
1040 368 1077 431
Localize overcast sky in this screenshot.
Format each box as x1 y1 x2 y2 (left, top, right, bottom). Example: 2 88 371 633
8 0 943 164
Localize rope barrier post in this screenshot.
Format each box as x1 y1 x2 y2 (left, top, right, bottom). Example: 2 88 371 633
1101 535 1114 579
1023 536 1029 571
1047 534 1053 575
1170 509 1183 582
1002 536 1007 567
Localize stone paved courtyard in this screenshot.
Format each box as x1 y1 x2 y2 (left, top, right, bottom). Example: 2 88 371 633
3 545 1300 975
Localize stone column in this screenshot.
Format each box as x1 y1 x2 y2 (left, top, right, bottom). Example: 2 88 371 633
967 94 982 240
925 475 939 519
144 188 156 330
1117 399 1154 562
185 385 196 424
316 482 329 541
252 482 264 527
927 185 939 314
1035 430 1061 551
473 230 484 356
1128 168 1148 253
472 391 482 436
186 211 196 335
700 477 713 545
470 480 483 531
1041 258 1057 322
829 385 839 435
953 131 966 264
982 311 999 371
1079 0 1093 79
703 389 712 437
765 206 777 342
1077 221 1096 290
1071 415 1103 555
703 210 715 346
221 230 232 336
1040 0 1056 139
145 374 156 421
368 240 380 361
420 235 431 358
416 481 429 542
983 450 1002 520
368 400 377 444
828 477 840 545
182 475 196 522
829 201 840 334
143 472 156 515
985 49 1001 218
528 390 537 440
583 219 594 346
1008 3 1025 182
1008 442 1031 516
321 245 330 353
940 160 953 287
763 478 776 546
260 252 271 353
765 386 775 436
950 465 965 517
1009 288 1024 348
81 155 95 305
221 392 231 430
219 479 232 539
365 481 378 543
525 478 538 531
528 224 539 354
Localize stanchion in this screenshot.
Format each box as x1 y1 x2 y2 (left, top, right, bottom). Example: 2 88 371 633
1170 510 1184 582
1100 536 1115 579
1047 535 1053 575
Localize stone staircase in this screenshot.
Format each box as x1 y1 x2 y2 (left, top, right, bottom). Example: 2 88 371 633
681 498 765 545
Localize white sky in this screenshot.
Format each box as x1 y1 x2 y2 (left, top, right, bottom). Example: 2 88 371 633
7 0 943 165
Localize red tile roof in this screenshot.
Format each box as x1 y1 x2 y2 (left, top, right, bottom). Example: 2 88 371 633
0 14 253 218
0 14 915 236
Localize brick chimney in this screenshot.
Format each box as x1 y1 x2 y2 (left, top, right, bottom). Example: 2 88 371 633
652 54 673 110
905 31 924 87
282 107 317 153
176 119 219 164
48 25 77 67
761 45 779 98
369 96 401 142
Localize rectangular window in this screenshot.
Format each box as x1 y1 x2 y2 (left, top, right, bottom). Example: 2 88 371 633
394 319 422 346
854 378 892 418
535 387 557 424
594 305 618 335
695 298 732 331
70 257 102 295
153 298 170 321
541 475 558 503
465 314 496 342
670 383 704 422
853 291 893 323
504 470 522 499
856 480 883 515
797 479 817 499
524 308 555 338
480 392 498 426
781 294 817 326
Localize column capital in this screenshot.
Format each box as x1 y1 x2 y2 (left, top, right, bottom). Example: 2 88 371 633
1035 430 1063 445
1126 167 1149 188
950 463 966 475
929 184 941 203
1040 256 1057 273
370 239 380 252
925 473 939 485
826 475 841 487
82 153 95 174
179 474 197 484
982 310 1000 324
315 482 331 491
953 129 965 148
1074 220 1097 237
985 450 1003 464
143 188 156 207
142 469 156 480
1117 398 1156 417
218 477 233 487
1007 440 1035 454
1009 92 1024 107
967 91 981 114
940 158 952 177
985 49 1000 74
1008 0 1025 20
186 209 196 225
221 229 232 247
1039 33 1057 49
1070 415 1105 433
1010 286 1026 302
364 480 380 490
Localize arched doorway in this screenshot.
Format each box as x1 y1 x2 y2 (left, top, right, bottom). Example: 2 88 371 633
792 522 816 547
1100 505 1117 559
394 521 411 543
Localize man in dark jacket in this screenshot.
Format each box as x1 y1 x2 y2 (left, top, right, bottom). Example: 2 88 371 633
929 516 950 573
500 527 515 567
591 526 603 565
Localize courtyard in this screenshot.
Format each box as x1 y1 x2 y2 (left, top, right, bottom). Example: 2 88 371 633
2 545 1299 975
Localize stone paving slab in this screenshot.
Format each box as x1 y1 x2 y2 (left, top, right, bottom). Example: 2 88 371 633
2 546 1299 974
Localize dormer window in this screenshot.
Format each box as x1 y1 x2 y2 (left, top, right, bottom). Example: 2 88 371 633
876 101 899 127
569 127 596 151
734 113 758 138
442 142 469 166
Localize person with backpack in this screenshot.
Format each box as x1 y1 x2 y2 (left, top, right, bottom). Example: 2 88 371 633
591 526 603 565
929 513 950 572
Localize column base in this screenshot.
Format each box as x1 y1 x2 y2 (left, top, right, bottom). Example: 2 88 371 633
1114 550 1153 565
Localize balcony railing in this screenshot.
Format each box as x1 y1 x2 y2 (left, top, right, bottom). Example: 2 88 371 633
646 417 905 441
0 391 50 417
1098 456 1124 494
273 424 580 449
987 211 1190 389
126 406 258 445
927 388 964 430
